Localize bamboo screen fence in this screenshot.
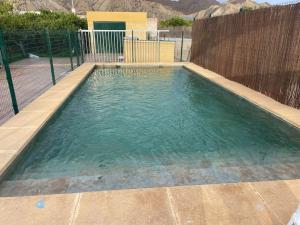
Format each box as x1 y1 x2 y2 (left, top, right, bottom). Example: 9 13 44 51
191 3 300 108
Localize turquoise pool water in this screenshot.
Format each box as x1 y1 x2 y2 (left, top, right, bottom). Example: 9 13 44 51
1 67 300 196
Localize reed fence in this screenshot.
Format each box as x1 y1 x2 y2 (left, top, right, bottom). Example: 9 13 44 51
191 3 300 108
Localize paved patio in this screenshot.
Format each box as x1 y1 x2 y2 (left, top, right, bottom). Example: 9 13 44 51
0 179 299 225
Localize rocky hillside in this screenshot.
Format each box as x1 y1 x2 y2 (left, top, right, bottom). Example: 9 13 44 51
194 0 270 19
146 0 220 14
11 0 270 20
11 0 182 19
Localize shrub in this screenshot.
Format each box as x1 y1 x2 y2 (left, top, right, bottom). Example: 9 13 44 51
239 7 254 12
160 17 192 28
0 2 87 31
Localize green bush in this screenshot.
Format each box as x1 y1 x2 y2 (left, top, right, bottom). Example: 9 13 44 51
160 17 192 28
0 1 13 14
239 7 254 12
0 2 87 31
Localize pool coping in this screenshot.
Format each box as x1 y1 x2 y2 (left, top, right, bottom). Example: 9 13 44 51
0 179 299 225
0 61 299 183
0 63 96 180
0 62 299 225
183 63 300 129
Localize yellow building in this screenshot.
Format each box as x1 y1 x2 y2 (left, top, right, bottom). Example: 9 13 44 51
85 11 175 63
86 12 148 31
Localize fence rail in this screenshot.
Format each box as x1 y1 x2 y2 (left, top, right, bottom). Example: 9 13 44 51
191 3 300 109
0 29 82 124
80 30 175 63
0 29 190 124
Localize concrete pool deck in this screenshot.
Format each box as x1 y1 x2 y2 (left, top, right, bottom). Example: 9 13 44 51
0 179 299 225
0 62 299 224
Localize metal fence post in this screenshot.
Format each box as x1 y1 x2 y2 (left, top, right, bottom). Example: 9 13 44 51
180 31 184 62
75 33 80 67
131 30 134 63
157 31 160 63
68 31 74 71
0 30 19 114
78 31 84 64
44 29 56 85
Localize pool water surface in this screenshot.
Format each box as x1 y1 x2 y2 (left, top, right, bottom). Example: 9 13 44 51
1 67 300 196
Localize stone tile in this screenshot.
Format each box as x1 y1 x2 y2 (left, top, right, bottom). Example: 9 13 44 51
52 81 78 88
0 152 17 176
251 180 300 224
21 99 63 112
284 180 300 200
74 188 176 225
58 76 86 87
0 128 36 151
1 111 52 128
64 77 85 87
38 90 72 101
266 104 294 114
46 83 78 94
169 183 281 225
279 115 300 128
0 180 299 224
167 186 206 225
0 193 78 225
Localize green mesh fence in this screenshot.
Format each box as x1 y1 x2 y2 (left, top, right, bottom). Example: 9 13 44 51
0 29 82 124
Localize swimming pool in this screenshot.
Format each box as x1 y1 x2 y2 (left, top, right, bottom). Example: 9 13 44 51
1 67 300 196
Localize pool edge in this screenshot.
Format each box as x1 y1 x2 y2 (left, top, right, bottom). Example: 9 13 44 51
0 62 299 181
0 62 299 180
0 179 299 225
0 62 299 224
183 63 300 129
0 63 96 179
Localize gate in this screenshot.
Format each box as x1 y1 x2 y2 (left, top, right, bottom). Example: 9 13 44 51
79 30 170 63
93 22 126 53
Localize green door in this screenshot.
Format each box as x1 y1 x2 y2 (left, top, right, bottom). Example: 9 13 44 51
93 22 126 53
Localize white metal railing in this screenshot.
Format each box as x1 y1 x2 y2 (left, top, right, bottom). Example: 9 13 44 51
79 30 169 63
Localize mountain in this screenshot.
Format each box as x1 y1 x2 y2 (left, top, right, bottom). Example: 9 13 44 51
194 0 270 19
12 0 66 11
11 0 182 19
147 0 220 14
13 0 267 20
